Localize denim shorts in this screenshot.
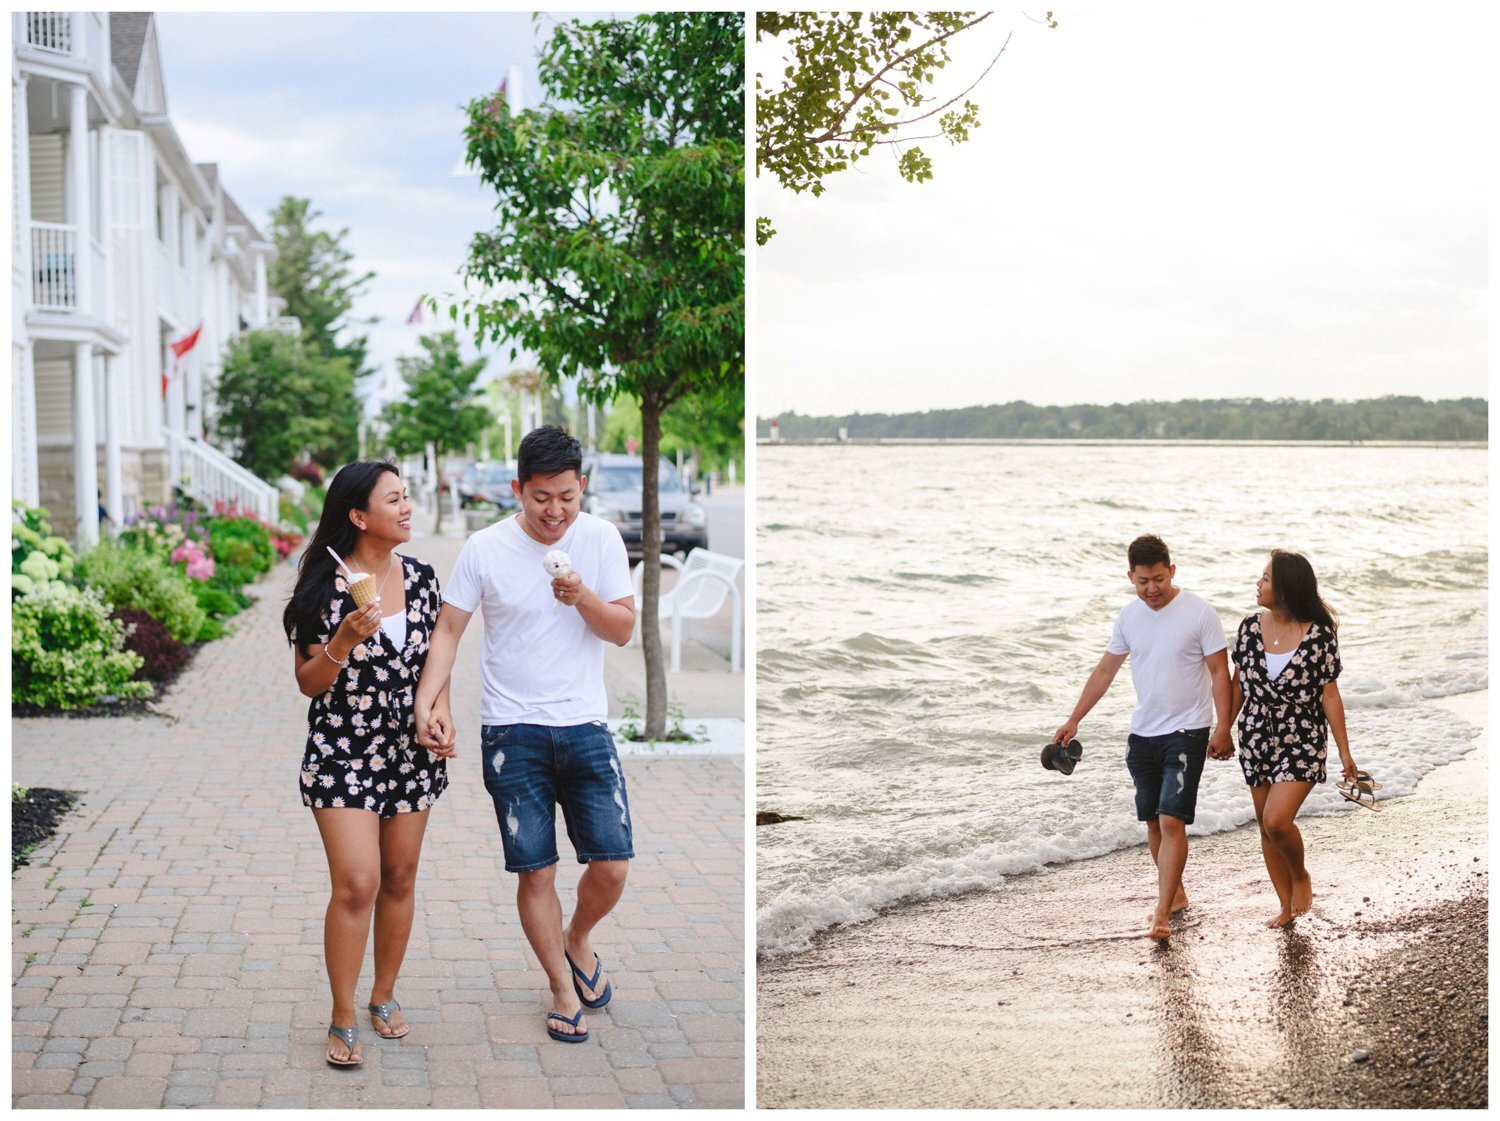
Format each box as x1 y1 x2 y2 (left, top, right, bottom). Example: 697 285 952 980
1126 728 1209 824
479 722 635 873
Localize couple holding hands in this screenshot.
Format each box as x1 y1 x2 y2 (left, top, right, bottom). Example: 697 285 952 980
1054 535 1363 941
283 426 635 1066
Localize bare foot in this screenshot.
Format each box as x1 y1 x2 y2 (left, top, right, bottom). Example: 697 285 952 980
1266 908 1294 928
1290 875 1313 917
1147 911 1172 941
1171 887 1190 914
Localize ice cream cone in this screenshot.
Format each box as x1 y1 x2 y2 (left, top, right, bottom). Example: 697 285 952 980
348 572 378 607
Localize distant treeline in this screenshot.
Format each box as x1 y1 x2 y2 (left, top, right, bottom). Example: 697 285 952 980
758 396 1487 441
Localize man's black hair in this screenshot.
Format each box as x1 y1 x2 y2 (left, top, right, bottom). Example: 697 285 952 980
516 425 582 484
1127 534 1172 569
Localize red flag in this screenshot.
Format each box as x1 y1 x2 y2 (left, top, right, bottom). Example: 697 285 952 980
163 323 203 399
406 299 423 326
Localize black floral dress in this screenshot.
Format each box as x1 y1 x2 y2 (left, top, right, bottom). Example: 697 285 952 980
1232 612 1342 785
289 556 448 816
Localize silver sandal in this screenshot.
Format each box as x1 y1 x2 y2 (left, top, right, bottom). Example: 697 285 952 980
327 1024 360 1067
368 998 409 1039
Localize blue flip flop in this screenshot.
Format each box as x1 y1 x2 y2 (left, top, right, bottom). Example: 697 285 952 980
547 1007 589 1043
565 950 613 1009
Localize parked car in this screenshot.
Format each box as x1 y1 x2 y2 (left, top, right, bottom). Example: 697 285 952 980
582 453 707 558
462 462 519 513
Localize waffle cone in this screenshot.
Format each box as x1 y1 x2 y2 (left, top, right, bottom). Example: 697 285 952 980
348 574 378 607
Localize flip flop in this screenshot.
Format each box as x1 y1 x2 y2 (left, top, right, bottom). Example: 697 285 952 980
546 1007 589 1043
326 1024 361 1067
368 998 409 1039
565 950 613 1009
1336 770 1381 812
1041 738 1083 776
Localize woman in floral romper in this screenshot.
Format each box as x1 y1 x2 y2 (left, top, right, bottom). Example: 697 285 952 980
1230 550 1359 928
283 461 454 1066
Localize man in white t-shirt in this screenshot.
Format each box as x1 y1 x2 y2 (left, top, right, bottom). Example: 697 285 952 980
414 426 635 1044
1053 534 1232 943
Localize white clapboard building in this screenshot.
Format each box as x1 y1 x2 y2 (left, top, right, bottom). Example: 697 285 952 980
12 11 280 547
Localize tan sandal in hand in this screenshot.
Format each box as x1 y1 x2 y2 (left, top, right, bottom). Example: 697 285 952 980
1336 770 1381 812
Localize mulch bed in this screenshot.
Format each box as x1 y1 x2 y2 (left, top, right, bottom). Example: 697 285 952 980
12 788 80 871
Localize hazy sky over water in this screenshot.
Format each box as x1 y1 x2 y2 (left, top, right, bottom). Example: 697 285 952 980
756 4 1489 416
156 12 581 406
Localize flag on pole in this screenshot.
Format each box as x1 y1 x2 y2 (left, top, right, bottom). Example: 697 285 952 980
162 323 203 399
407 298 424 326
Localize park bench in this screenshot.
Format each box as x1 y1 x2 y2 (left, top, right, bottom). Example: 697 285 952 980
630 548 743 672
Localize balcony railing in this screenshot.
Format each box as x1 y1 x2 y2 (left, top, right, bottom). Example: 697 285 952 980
25 12 72 54
31 221 76 309
164 429 279 525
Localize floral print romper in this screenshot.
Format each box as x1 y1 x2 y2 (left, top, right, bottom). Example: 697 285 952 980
291 556 448 816
1232 612 1342 785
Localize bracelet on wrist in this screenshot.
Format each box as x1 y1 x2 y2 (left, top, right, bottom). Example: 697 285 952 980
323 645 350 668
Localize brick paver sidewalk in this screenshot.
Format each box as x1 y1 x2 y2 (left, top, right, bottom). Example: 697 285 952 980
11 524 744 1108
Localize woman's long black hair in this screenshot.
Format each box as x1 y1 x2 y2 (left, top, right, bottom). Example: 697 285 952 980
1269 549 1337 634
283 460 400 655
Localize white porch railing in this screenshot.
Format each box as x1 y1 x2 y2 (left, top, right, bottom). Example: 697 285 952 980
164 429 279 525
25 12 72 53
31 221 76 309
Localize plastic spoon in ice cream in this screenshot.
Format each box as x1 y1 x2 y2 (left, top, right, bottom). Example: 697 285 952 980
326 547 355 582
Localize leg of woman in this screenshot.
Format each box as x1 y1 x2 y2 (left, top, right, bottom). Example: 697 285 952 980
369 809 431 1037
312 809 383 1062
1260 780 1317 921
1250 784 1294 927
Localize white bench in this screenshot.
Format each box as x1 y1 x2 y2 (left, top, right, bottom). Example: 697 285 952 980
630 548 743 672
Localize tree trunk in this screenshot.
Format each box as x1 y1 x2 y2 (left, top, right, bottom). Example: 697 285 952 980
432 449 445 534
639 394 668 739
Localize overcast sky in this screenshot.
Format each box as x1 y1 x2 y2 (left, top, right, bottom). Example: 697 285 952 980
756 4 1489 416
156 12 589 408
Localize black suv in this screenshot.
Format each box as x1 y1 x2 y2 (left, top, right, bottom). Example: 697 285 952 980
582 453 707 558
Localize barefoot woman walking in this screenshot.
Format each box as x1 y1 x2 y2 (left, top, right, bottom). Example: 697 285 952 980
1230 550 1358 928
284 461 454 1065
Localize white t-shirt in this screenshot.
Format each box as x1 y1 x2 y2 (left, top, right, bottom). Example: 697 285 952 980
442 512 633 726
1106 589 1228 736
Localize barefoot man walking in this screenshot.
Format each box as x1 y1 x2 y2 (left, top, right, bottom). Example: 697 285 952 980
1053 535 1233 942
415 426 636 1042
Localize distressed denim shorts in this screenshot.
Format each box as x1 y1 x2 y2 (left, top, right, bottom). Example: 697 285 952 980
479 722 635 873
1126 728 1209 824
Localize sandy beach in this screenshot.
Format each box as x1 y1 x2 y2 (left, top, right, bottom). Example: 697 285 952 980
757 691 1487 1109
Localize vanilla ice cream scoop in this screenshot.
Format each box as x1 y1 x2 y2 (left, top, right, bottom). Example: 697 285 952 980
543 550 572 607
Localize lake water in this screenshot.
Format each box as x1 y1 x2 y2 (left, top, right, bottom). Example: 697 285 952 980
755 443 1487 958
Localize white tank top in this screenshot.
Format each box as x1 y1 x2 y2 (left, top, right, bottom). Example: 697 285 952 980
1264 647 1295 679
380 611 407 651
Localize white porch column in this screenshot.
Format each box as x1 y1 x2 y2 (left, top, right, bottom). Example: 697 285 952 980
14 74 32 295
73 341 100 547
13 344 40 506
103 352 123 532
253 251 268 325
68 84 93 314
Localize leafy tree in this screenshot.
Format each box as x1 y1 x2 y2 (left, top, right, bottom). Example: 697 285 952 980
266 197 376 463
600 388 743 479
378 331 491 533
457 12 744 738
757 11 1042 243
212 329 354 480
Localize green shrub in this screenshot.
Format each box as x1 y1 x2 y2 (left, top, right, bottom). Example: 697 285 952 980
210 565 259 593
193 582 246 619
208 518 274 575
12 584 151 709
12 502 76 598
76 540 206 645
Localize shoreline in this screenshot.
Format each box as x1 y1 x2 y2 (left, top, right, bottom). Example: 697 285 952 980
757 690 1488 1109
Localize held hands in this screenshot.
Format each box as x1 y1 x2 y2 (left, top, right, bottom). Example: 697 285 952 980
1207 728 1234 761
552 571 585 608
414 700 458 759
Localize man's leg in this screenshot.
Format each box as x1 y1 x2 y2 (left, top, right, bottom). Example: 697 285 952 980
565 860 629 1001
1145 821 1190 913
515 864 586 1035
1149 814 1188 940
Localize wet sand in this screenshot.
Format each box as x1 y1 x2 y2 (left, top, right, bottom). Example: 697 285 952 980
757 692 1487 1109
